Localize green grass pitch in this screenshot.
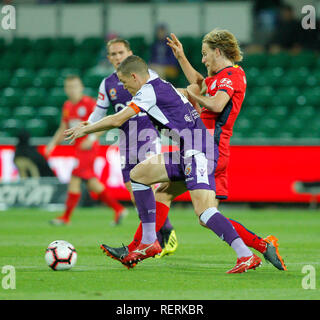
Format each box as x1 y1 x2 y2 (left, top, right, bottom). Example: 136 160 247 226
0 205 319 300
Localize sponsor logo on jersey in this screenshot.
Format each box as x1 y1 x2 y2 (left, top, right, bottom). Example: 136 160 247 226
184 163 192 176
184 114 192 122
109 88 117 100
98 92 105 100
220 78 232 85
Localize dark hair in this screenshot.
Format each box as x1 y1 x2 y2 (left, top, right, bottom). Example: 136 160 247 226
117 55 148 76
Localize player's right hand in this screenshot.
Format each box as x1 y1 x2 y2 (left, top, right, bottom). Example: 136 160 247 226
64 122 88 144
166 33 185 60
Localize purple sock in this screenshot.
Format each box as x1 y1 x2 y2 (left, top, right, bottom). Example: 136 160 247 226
200 207 239 245
131 181 156 244
161 217 173 231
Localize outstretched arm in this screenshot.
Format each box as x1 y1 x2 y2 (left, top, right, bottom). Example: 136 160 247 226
167 33 204 86
64 106 136 144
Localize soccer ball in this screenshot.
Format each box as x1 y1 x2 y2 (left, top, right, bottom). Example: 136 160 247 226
45 240 77 271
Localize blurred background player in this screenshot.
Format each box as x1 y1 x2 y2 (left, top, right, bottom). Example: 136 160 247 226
87 38 178 257
149 23 179 80
46 75 126 225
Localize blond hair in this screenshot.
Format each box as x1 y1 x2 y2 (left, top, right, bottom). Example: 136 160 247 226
202 29 243 63
106 38 131 54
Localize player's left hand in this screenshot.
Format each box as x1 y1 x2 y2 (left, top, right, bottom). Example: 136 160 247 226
64 121 88 144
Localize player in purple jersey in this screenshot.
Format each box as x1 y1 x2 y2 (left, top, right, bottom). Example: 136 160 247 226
87 38 178 257
65 55 262 274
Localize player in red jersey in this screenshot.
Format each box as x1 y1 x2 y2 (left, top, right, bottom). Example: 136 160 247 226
162 29 287 271
46 75 126 225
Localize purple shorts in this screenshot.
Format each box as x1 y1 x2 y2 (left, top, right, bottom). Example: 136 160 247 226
121 137 161 183
164 150 217 191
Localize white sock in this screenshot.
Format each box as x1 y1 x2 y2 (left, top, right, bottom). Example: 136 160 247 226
231 237 253 258
141 222 157 244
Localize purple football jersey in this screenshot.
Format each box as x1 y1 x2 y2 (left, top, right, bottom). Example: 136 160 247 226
89 71 160 181
131 74 214 159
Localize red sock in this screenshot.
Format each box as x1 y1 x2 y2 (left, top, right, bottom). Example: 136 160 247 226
228 218 267 253
98 188 124 213
62 192 81 221
127 201 170 251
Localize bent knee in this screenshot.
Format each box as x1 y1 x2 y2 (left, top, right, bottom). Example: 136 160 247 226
129 166 140 182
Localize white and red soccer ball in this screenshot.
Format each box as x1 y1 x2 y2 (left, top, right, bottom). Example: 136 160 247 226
45 240 77 271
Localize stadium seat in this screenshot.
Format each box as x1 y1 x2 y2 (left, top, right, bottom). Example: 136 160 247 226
83 87 97 98
127 36 147 58
8 37 32 53
13 106 36 121
2 118 24 137
305 71 319 87
246 87 274 107
25 119 48 137
300 88 320 106
33 69 59 89
45 52 70 69
246 130 268 139
38 106 61 130
278 68 308 87
0 70 11 89
266 52 290 69
0 52 21 70
258 117 280 137
47 88 67 108
79 37 105 53
38 106 60 121
53 37 76 53
266 105 289 120
70 52 97 70
245 67 261 88
241 105 265 120
242 53 267 69
233 117 253 135
0 38 6 54
10 69 35 89
271 87 300 107
276 131 295 139
83 74 103 88
178 36 195 57
0 106 12 120
292 105 315 121
20 88 47 107
260 67 284 85
33 37 54 54
282 116 304 136
290 51 317 69
19 52 46 71
189 37 203 67
0 87 23 108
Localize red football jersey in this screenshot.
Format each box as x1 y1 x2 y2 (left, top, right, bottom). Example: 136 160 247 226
201 65 246 157
62 95 97 148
